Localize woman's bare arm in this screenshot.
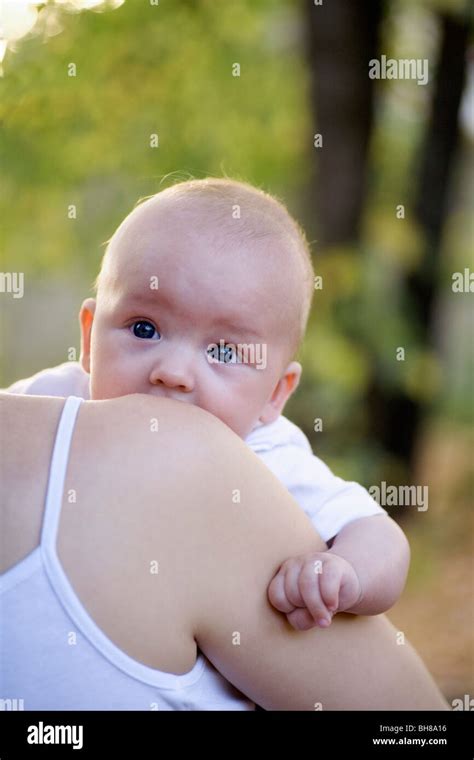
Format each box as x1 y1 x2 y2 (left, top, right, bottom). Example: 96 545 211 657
151 402 448 711
71 394 448 712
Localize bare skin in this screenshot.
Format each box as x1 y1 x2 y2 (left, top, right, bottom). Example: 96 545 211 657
0 393 448 710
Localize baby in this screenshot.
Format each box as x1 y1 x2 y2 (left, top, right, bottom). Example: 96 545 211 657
8 178 410 631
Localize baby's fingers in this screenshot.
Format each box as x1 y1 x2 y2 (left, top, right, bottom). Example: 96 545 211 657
268 569 296 614
297 562 332 627
287 607 317 631
283 560 306 609
318 563 343 613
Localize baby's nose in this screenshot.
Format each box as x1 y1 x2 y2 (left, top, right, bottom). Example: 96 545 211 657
149 359 195 393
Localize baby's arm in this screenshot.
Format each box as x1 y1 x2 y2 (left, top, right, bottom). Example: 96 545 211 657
268 514 410 630
326 513 410 615
248 417 410 630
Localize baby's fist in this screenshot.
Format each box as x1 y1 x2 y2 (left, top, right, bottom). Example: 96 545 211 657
268 552 362 631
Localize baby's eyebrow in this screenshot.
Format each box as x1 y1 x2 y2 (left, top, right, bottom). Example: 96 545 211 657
212 317 263 340
119 289 163 310
120 290 264 338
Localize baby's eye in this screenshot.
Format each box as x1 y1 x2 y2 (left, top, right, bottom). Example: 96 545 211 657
207 343 238 363
131 321 160 340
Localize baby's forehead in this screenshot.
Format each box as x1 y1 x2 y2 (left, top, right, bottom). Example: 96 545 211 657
108 195 295 280
102 193 304 337
119 197 251 248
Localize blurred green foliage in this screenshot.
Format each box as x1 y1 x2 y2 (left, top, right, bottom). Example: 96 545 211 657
1 0 310 277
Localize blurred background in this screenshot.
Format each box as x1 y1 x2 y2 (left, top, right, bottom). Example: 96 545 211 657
1 0 472 704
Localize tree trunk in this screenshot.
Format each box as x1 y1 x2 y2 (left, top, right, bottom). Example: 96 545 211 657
368 13 469 471
302 3 469 475
302 0 383 244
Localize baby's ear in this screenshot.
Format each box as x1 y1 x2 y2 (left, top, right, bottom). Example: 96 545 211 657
259 361 302 426
79 298 96 374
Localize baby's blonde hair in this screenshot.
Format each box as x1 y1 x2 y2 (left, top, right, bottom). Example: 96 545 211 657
96 177 315 359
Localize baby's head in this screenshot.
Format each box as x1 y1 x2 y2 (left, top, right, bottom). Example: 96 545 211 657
80 178 314 438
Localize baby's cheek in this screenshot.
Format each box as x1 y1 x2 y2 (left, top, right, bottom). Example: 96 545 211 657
221 399 259 439
92 355 129 398
197 390 236 430
198 375 262 437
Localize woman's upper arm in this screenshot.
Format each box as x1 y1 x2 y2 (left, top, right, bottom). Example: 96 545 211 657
182 418 333 710
117 396 446 711
181 414 448 711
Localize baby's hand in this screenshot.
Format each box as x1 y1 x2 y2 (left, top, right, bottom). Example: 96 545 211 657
268 552 362 631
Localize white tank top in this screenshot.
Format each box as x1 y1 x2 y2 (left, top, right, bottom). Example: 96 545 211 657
0 396 254 711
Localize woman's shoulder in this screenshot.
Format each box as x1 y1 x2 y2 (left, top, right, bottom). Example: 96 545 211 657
84 394 239 441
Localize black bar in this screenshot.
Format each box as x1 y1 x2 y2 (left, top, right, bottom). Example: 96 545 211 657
0 710 472 757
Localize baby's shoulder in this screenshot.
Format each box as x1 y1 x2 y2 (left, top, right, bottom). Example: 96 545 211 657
245 415 312 454
5 361 90 399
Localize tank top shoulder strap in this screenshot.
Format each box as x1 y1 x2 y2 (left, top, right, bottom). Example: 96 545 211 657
40 396 83 552
37 394 208 689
